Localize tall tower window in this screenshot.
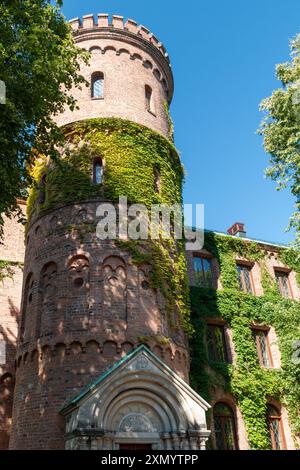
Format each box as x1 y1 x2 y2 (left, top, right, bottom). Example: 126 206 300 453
252 328 273 368
236 263 254 294
267 404 286 450
153 167 160 193
193 255 213 288
274 270 291 298
91 72 104 99
213 402 238 450
145 85 155 114
93 158 103 184
206 324 228 362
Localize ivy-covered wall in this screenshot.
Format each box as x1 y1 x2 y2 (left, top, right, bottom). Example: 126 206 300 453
27 117 184 223
189 231 300 449
26 117 191 335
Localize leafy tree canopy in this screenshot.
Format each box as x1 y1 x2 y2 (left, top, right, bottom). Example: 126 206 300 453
259 33 300 246
0 0 89 236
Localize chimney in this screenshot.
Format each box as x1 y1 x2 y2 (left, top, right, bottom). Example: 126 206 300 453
227 222 246 238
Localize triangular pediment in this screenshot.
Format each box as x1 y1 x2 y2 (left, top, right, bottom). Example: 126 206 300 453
61 345 210 415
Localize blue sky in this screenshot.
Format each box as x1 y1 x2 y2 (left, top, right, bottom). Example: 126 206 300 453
59 0 300 244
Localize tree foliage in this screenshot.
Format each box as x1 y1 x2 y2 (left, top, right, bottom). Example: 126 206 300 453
259 33 300 246
0 0 89 236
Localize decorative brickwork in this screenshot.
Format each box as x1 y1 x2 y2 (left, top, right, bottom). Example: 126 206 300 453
1 12 299 452
54 14 173 139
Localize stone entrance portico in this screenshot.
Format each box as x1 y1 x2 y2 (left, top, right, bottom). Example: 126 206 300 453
60 345 211 450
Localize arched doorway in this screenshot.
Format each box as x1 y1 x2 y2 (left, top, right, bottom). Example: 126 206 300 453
61 346 211 450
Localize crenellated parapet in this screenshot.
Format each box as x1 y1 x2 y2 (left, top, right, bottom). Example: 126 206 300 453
69 14 170 66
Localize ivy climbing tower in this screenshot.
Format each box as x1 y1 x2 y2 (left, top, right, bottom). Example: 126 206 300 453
9 14 210 450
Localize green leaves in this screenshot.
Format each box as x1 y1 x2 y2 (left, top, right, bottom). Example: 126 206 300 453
0 0 89 236
259 32 300 245
190 235 300 449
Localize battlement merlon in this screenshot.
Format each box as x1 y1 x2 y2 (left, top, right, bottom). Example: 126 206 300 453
69 14 170 64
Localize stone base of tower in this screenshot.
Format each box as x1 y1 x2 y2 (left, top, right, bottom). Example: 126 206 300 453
60 346 210 450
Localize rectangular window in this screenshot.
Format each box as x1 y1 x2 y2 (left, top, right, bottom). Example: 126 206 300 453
194 256 213 288
252 329 272 368
275 270 291 298
237 264 253 293
206 324 228 362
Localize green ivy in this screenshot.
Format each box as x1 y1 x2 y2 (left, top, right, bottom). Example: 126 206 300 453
116 238 192 335
27 117 183 224
26 117 192 336
190 231 300 449
163 101 174 142
0 260 23 282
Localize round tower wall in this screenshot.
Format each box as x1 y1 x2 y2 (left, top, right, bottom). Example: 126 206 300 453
54 15 173 139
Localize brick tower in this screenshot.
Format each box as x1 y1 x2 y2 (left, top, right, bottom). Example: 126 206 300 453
10 14 210 450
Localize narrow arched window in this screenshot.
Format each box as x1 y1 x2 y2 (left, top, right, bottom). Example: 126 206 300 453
153 166 160 193
20 273 34 342
213 402 238 450
267 404 286 450
93 158 103 184
145 85 154 113
91 72 104 99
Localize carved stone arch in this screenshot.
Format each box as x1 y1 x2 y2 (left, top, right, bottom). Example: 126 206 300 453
102 255 125 271
54 343 66 361
104 390 168 434
118 48 130 56
121 342 134 355
103 340 118 356
70 341 82 355
86 340 100 355
61 348 211 450
89 46 102 53
143 59 153 70
131 53 143 61
36 261 57 338
139 262 154 291
102 256 127 322
65 255 91 333
93 372 200 433
103 45 117 54
41 262 57 300
68 254 90 291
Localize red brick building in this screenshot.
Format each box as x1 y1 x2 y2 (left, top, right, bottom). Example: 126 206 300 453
0 13 299 451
